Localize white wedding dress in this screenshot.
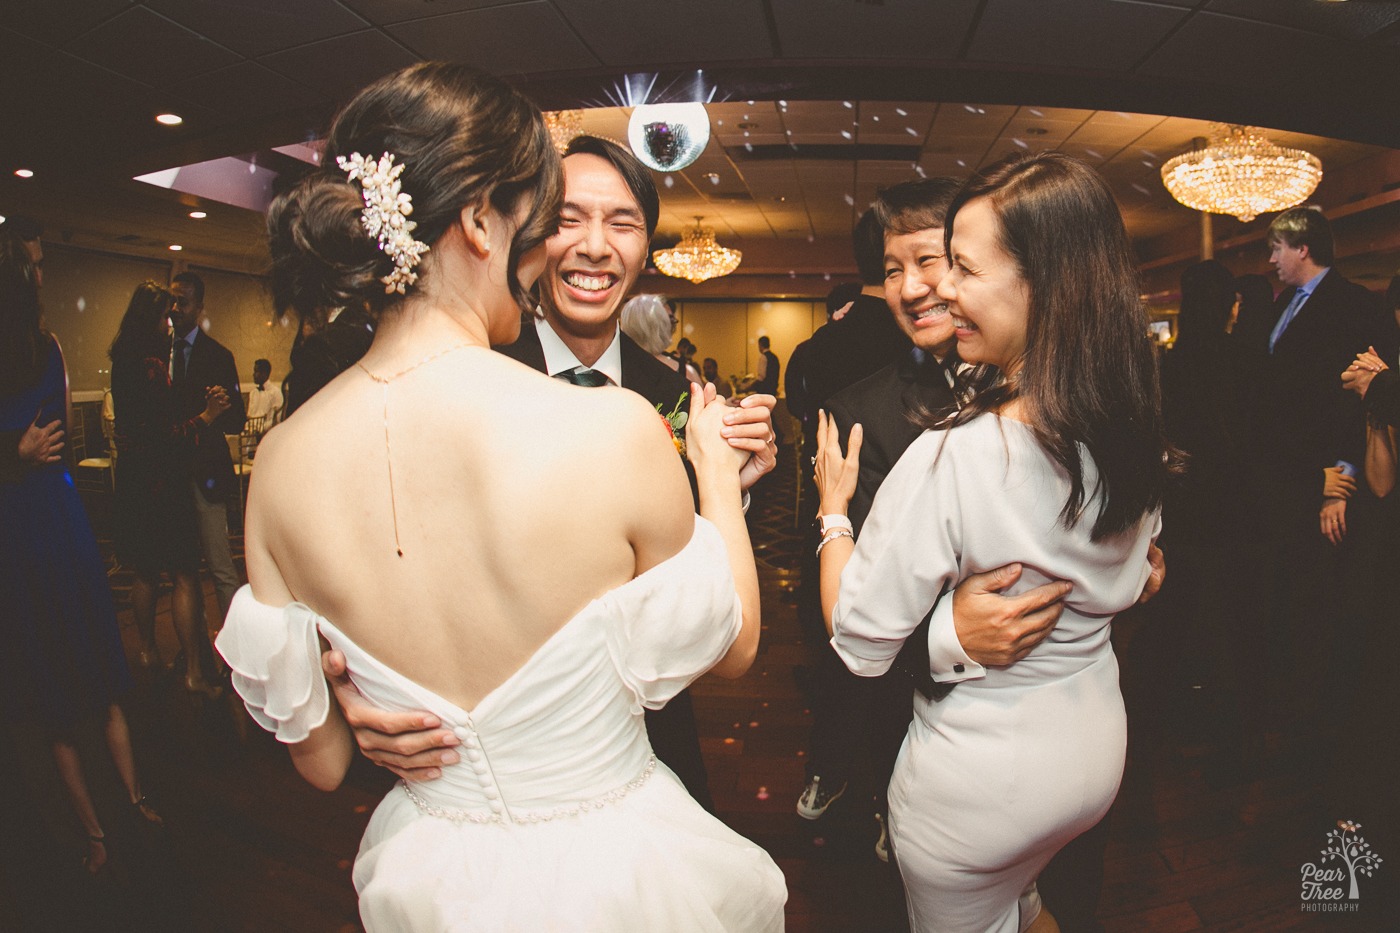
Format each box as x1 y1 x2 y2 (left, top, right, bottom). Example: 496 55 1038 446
217 518 787 932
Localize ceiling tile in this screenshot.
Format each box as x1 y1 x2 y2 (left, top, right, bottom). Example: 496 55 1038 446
1206 0 1400 43
769 0 981 61
144 0 369 58
1138 12 1394 104
0 28 205 167
169 61 325 120
969 0 1188 71
929 103 1019 137
551 0 771 65
66 6 242 86
260 29 419 101
0 0 130 47
338 0 505 27
387 2 599 75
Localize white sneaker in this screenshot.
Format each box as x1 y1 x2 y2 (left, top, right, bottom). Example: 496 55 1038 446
796 774 847 820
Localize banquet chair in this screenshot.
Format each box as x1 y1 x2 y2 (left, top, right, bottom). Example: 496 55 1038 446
226 415 268 521
71 399 115 493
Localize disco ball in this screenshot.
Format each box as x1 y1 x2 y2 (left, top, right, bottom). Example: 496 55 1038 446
627 102 710 172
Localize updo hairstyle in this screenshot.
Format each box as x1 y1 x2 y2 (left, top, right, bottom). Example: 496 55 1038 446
268 62 562 321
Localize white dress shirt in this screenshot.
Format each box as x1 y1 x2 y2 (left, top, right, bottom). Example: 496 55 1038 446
534 317 623 385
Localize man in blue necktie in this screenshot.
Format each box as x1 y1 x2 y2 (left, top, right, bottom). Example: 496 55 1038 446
169 272 246 633
1246 205 1387 767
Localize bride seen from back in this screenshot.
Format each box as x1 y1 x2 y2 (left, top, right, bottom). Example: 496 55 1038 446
219 63 784 932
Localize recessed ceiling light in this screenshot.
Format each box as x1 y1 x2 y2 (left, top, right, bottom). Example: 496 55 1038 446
156 113 184 126
189 211 207 219
168 244 183 251
14 169 34 178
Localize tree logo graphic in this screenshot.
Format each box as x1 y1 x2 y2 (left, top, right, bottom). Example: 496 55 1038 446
1300 820 1384 912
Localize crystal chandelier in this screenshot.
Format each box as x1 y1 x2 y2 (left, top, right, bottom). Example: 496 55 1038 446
543 110 583 154
652 217 742 283
1161 125 1322 223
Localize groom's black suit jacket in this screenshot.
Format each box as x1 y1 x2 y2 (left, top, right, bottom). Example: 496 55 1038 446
495 319 713 811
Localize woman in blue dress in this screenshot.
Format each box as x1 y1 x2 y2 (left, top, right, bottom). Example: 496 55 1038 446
0 232 163 872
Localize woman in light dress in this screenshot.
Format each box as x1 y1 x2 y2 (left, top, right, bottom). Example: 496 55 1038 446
816 152 1176 933
215 63 785 931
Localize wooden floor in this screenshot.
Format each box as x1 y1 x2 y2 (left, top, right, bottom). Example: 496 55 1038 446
1 466 1396 932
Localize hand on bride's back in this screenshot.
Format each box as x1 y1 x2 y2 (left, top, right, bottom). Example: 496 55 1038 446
685 382 749 475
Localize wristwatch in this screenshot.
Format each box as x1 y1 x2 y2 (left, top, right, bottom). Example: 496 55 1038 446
819 513 853 536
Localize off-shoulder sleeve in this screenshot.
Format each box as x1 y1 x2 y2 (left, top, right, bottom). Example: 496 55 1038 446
602 517 742 711
215 586 330 743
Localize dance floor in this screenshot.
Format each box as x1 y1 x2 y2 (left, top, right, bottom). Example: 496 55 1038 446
0 459 1394 931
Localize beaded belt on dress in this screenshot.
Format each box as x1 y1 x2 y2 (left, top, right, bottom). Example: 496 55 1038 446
399 755 658 825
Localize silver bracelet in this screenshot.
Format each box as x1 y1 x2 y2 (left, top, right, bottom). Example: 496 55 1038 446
816 528 854 556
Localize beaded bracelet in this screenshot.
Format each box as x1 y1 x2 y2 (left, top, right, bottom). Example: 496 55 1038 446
816 528 854 556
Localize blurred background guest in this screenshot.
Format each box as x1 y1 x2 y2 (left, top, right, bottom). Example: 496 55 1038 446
246 358 283 425
1156 259 1250 783
243 358 282 460
622 293 701 383
1228 273 1275 392
702 357 732 398
281 303 377 418
676 336 701 384
0 232 163 875
109 282 229 698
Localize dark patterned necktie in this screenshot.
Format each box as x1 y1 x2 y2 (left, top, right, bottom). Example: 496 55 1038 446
172 340 188 383
556 367 610 388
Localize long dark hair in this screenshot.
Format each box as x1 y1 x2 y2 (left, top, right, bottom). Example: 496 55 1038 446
1176 260 1235 346
109 281 176 364
0 232 45 397
929 151 1179 541
267 62 563 322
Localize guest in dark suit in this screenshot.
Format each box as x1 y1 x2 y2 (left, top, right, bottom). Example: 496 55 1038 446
1245 206 1387 754
793 216 915 459
753 336 780 397
789 215 932 672
1155 261 1253 787
320 135 780 812
169 271 245 630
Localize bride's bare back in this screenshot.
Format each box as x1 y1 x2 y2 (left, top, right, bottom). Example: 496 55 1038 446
245 346 692 712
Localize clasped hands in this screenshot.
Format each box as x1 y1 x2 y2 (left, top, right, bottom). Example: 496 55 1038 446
201 385 232 424
687 382 777 489
1323 347 1392 545
1341 346 1388 400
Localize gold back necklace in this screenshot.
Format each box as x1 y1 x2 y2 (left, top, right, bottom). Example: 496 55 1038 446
356 341 475 556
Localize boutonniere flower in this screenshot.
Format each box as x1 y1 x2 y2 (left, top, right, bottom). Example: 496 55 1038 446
657 391 688 457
